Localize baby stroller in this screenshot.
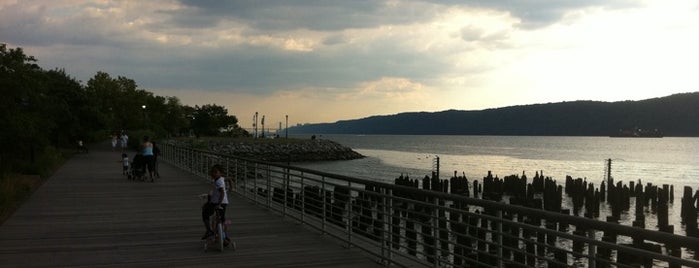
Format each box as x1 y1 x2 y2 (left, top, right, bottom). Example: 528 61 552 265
128 154 147 181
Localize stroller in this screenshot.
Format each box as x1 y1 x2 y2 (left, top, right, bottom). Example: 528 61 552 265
128 154 147 181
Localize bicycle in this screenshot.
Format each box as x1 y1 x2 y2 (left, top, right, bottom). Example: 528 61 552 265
200 194 236 252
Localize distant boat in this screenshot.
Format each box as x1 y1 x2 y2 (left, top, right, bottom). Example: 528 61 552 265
610 128 663 138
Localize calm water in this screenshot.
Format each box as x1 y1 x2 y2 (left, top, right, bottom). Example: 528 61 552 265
294 135 699 234
296 135 699 188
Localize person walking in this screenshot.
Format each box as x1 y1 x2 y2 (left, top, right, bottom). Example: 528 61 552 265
120 132 129 151
111 133 118 151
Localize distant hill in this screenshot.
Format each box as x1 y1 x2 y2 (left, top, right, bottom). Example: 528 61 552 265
288 92 699 136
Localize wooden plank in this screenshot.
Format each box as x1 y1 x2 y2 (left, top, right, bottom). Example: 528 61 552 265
0 147 383 267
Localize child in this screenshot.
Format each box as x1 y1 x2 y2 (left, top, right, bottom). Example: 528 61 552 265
201 164 229 240
121 153 129 176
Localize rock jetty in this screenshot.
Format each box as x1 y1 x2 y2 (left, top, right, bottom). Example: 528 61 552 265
170 138 365 162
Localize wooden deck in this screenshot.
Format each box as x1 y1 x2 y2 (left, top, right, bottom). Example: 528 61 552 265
0 146 383 267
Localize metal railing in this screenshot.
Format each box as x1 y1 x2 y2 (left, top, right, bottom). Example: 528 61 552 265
161 142 699 268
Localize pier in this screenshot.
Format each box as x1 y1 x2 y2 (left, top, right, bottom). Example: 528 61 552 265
161 143 699 267
0 147 381 267
3 143 699 267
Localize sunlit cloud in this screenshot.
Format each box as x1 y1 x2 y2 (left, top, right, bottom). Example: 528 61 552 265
2 0 698 125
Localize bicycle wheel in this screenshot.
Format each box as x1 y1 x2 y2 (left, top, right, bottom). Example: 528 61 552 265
217 222 224 252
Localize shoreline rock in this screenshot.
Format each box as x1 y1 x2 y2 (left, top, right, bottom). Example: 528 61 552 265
169 138 365 162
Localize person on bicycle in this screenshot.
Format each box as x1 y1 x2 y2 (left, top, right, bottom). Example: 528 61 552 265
201 164 229 240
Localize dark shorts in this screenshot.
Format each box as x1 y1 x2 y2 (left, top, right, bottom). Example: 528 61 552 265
143 155 155 173
202 202 227 222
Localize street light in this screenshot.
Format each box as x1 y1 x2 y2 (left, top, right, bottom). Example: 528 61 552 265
141 105 147 129
254 112 258 138
285 115 288 139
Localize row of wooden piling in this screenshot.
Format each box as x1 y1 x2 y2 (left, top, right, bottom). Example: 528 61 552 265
259 169 698 266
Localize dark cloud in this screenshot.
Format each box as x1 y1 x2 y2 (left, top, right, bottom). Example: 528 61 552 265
173 0 435 31
0 2 133 48
172 0 640 31
111 40 451 95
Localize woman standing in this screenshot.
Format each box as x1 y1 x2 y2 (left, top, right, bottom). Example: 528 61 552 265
141 136 155 182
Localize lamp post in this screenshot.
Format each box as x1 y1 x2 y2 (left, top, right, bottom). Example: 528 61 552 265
261 115 265 138
141 105 147 129
285 115 288 139
254 112 258 138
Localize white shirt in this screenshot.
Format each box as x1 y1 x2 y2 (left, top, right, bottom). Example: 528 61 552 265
211 177 229 204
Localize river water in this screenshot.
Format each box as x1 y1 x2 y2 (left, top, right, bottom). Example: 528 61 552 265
293 135 699 234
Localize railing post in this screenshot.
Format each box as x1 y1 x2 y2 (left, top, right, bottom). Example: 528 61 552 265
588 229 596 268
233 158 238 194
189 147 193 174
346 180 352 248
243 161 249 199
225 157 230 193
301 173 305 223
253 163 258 204
283 167 288 217
266 164 271 209
431 198 439 268
497 210 503 268
322 176 327 234
383 188 393 266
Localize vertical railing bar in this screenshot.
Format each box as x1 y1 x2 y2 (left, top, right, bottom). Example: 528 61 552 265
322 175 327 234
234 158 238 195
283 167 288 217
497 210 503 268
301 172 305 224
432 198 439 268
266 164 271 209
384 188 393 266
347 180 352 248
243 160 249 199
254 163 259 204
588 229 596 268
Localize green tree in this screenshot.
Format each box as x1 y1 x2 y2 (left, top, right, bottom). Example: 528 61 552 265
41 69 89 146
162 96 190 136
0 44 46 173
191 104 239 136
1 43 249 177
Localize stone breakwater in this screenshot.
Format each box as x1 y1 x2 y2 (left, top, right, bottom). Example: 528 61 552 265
174 139 365 162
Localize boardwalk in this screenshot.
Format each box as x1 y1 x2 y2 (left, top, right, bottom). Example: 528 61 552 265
0 146 382 268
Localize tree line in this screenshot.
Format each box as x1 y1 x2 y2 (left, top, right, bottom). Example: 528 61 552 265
0 43 248 177
289 93 699 136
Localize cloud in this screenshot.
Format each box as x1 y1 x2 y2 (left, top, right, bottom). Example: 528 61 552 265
173 0 435 31
159 76 437 124
423 0 641 29
3 0 696 126
172 0 641 32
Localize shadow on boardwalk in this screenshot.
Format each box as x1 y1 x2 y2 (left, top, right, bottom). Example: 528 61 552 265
0 146 381 267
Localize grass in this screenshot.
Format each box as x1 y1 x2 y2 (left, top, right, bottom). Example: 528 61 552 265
0 146 70 225
0 174 44 225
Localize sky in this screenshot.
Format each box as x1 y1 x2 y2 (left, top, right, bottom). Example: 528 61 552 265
2 0 699 129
